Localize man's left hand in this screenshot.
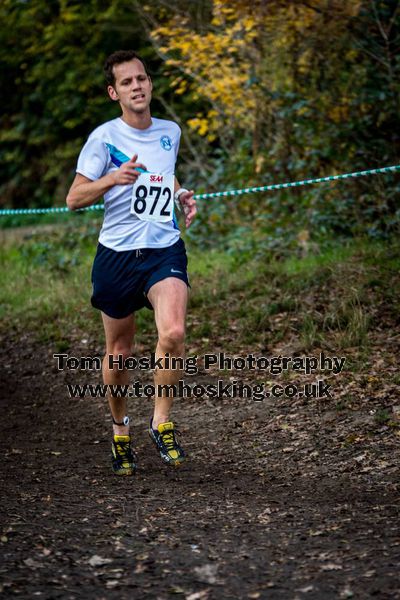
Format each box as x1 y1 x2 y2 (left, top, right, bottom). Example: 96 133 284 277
179 190 197 228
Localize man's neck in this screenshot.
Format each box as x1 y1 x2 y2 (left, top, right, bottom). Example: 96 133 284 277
120 109 152 130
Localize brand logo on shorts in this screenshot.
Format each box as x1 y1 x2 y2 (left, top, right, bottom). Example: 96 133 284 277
171 268 183 274
160 135 172 151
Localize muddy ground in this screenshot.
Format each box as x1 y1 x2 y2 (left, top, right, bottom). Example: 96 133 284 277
0 330 399 599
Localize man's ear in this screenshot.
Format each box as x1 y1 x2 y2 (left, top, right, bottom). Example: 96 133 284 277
148 76 153 92
107 85 119 101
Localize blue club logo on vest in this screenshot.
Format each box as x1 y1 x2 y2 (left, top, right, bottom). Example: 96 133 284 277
160 135 173 151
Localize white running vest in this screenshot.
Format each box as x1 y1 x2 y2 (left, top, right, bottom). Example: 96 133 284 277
76 117 181 251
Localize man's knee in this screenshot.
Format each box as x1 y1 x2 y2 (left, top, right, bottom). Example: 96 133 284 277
158 325 185 353
104 344 133 366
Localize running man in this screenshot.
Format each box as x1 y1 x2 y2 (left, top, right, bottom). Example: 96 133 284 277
66 50 196 476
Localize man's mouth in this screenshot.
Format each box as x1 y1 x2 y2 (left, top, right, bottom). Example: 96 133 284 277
132 94 145 100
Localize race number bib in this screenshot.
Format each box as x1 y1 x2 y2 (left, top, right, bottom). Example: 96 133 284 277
130 172 174 222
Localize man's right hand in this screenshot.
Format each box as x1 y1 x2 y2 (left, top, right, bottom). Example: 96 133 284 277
66 155 147 211
112 154 147 185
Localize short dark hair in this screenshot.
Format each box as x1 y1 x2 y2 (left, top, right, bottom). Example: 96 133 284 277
104 50 148 87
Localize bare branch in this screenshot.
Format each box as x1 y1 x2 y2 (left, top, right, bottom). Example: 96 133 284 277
300 1 323 14
371 0 388 42
352 38 390 70
387 3 400 40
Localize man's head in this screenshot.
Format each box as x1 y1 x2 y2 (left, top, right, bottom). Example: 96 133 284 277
104 50 148 87
104 50 152 117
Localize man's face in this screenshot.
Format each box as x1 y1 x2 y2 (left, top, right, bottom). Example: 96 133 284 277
108 58 152 114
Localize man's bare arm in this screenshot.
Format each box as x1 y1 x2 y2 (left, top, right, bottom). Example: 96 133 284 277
66 154 146 210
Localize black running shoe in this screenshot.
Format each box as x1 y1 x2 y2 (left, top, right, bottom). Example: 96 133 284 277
149 420 186 466
111 434 137 476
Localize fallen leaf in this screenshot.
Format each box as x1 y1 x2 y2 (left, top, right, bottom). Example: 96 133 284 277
297 585 314 592
194 564 220 584
321 563 342 571
186 590 210 600
88 555 113 567
134 563 147 574
23 558 41 568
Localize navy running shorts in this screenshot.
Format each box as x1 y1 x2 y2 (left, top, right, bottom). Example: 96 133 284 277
91 238 189 319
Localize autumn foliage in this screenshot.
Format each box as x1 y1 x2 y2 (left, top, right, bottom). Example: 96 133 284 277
1 0 399 250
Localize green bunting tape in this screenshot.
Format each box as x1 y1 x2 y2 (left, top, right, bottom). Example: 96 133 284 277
1 164 399 216
194 164 400 200
0 204 104 216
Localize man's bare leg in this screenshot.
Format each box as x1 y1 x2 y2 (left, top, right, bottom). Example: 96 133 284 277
101 312 135 436
147 277 188 428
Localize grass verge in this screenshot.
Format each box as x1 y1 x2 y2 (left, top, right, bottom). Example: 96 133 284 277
1 225 399 358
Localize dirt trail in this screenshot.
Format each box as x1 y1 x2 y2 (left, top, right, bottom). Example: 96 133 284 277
0 333 399 599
